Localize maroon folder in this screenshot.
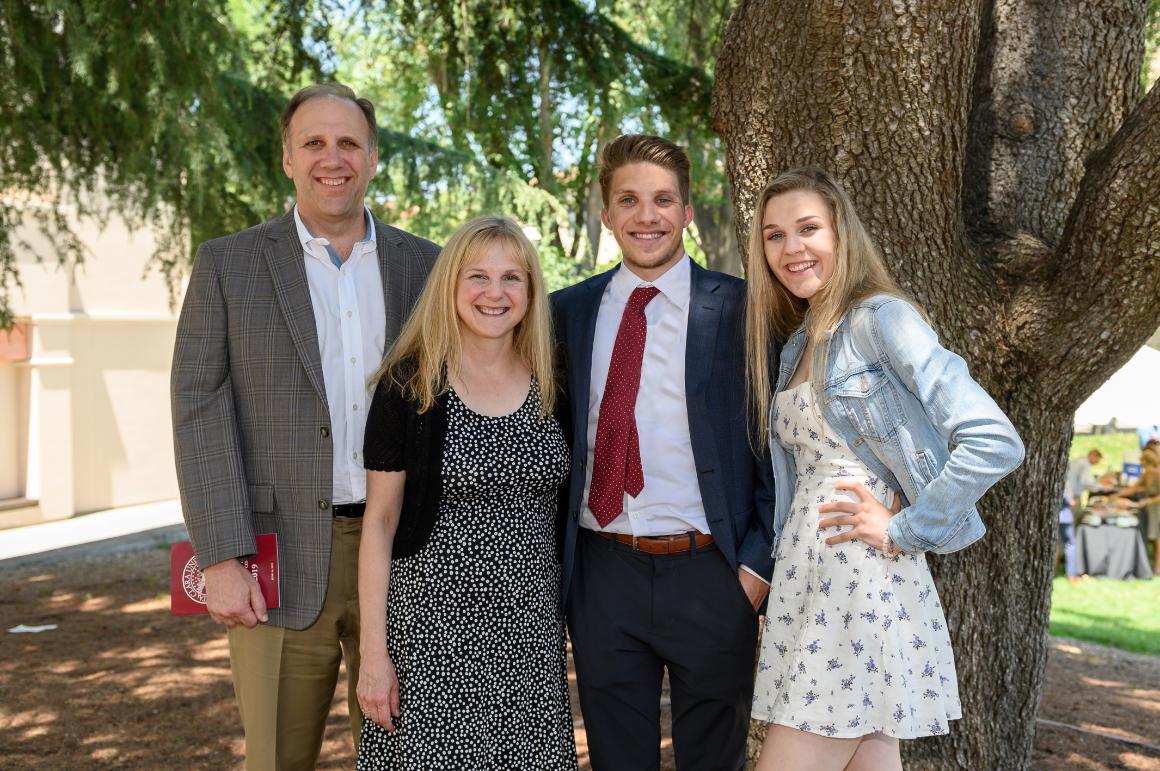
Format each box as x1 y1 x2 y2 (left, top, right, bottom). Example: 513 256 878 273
170 534 280 616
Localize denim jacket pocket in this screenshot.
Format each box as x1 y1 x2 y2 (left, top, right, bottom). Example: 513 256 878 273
912 449 939 486
827 367 906 442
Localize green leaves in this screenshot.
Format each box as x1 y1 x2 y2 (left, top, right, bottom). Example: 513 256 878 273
0 0 258 324
0 0 741 326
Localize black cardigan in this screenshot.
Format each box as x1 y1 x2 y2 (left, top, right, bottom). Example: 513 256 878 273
362 377 450 559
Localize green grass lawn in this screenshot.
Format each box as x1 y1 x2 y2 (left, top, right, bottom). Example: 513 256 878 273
1049 576 1160 655
1070 431 1146 477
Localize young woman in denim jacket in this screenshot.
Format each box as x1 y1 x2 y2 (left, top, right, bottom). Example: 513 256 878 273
745 168 1024 770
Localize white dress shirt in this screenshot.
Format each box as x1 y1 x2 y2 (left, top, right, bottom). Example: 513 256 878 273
580 255 710 536
294 205 385 505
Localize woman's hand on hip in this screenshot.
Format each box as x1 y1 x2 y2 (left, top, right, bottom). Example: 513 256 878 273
357 650 401 731
817 481 895 551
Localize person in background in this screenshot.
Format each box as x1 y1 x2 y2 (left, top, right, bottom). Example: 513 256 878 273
745 166 1024 770
1061 449 1103 581
1116 448 1160 575
172 83 438 769
356 216 576 769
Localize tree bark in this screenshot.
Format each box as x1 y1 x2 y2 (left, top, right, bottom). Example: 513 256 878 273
584 99 617 273
536 34 557 195
713 1 1160 767
692 194 740 275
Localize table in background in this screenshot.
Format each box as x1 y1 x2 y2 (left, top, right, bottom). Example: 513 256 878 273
1074 524 1154 579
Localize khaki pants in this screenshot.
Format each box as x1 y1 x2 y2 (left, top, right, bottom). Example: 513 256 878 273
227 517 362 770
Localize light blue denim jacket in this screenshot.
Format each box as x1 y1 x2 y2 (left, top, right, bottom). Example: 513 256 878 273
769 294 1025 555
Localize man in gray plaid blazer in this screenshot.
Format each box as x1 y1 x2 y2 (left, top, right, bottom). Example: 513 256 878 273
172 83 438 769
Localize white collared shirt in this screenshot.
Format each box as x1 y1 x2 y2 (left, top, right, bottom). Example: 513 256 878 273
580 255 711 536
294 205 385 505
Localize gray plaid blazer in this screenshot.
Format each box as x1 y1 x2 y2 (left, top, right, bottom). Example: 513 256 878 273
171 210 439 630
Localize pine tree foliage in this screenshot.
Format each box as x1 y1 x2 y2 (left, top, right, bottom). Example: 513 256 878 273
287 0 732 274
0 0 739 326
0 1 263 324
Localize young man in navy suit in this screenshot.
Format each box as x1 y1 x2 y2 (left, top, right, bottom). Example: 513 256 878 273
552 134 775 770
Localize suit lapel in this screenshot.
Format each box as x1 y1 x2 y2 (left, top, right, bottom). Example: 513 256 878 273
264 212 328 404
569 269 616 440
685 261 722 397
374 218 410 342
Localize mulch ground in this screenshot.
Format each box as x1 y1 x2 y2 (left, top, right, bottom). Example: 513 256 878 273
2 548 1157 769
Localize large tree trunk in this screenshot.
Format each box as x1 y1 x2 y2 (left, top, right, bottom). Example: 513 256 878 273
712 1 1160 767
693 194 741 275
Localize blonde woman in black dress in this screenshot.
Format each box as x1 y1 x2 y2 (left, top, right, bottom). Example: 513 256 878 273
356 216 576 769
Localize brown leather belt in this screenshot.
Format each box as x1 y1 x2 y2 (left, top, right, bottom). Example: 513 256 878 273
592 530 715 555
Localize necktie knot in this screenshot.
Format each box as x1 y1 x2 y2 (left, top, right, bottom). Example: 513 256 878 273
628 285 660 313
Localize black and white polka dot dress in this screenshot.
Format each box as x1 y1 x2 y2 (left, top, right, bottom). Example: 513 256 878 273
357 378 577 770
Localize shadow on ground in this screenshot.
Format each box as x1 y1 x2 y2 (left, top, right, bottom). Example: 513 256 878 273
1 549 1155 769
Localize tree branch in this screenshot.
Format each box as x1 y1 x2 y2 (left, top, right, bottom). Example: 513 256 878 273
1010 81 1160 410
549 0 714 123
963 0 1147 262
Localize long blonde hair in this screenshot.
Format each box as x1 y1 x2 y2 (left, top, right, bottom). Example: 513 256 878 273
372 215 556 417
745 167 911 440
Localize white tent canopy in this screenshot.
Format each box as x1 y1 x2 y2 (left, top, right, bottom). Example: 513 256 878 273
1074 345 1160 430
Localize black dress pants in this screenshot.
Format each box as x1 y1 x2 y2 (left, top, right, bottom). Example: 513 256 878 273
567 529 760 771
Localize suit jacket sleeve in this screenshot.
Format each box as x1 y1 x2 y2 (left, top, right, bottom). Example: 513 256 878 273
736 341 778 581
171 240 256 568
736 441 775 580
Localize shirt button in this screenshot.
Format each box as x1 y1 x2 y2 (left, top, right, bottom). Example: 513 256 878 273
346 311 352 318
352 404 359 411
352 452 358 460
320 426 330 438
351 357 357 364
318 498 330 510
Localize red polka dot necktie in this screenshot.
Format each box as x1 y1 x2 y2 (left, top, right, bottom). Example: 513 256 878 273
589 285 661 527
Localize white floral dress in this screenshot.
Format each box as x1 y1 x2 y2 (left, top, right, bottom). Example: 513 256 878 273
752 382 961 739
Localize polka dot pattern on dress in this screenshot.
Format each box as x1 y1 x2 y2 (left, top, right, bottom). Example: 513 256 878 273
357 377 578 770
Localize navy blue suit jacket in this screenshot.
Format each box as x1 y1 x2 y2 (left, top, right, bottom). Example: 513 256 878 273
551 261 776 601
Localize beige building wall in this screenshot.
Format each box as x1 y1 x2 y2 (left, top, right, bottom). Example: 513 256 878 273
2 199 182 527
68 318 178 513
0 361 23 500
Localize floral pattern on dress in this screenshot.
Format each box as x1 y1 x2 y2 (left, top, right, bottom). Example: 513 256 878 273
752 382 961 739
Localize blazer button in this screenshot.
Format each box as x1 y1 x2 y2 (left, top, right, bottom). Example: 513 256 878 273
320 426 330 438
318 498 330 510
